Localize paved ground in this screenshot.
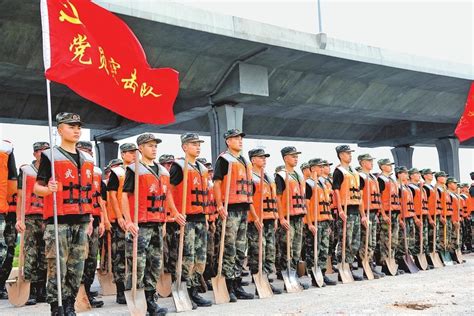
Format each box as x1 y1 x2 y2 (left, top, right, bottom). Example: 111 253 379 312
1 253 473 315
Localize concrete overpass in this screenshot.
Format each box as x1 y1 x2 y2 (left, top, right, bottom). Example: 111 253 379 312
0 0 472 178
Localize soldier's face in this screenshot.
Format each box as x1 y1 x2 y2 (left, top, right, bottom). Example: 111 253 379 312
424 174 433 182
381 164 393 173
139 141 157 160
58 123 81 143
339 152 352 164
226 136 243 151
183 141 201 158
360 160 373 171
284 154 298 167
322 165 331 176
411 173 421 182
33 149 45 161
121 150 136 164
448 182 457 191
437 176 446 184
251 156 266 169
461 187 468 194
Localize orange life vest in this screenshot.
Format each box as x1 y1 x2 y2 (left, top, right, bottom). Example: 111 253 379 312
171 159 209 215
436 185 449 217
378 174 401 212
43 146 94 219
337 166 361 206
460 194 471 218
360 172 381 211
218 152 253 205
448 191 460 222
400 184 415 218
127 162 169 223
322 177 337 210
306 178 332 223
0 140 14 213
106 165 125 223
408 183 428 216
423 184 437 216
91 167 103 217
249 171 277 222
277 170 306 218
207 177 218 222
21 164 44 216
7 193 17 213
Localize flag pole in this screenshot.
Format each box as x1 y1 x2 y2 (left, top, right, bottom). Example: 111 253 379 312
46 79 64 314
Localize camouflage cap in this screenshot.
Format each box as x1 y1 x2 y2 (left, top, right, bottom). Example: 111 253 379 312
120 143 138 152
158 154 174 164
281 146 301 157
308 158 324 168
321 159 333 166
56 112 82 125
435 171 448 178
395 166 408 174
358 153 375 161
76 141 93 151
248 148 270 159
420 168 435 175
378 158 395 166
459 183 469 188
408 168 421 176
181 132 204 144
335 145 354 154
33 141 50 152
446 177 458 185
137 133 162 145
300 162 310 171
107 158 123 169
223 129 245 139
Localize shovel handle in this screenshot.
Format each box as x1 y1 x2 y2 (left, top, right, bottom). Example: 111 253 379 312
107 231 113 272
312 173 318 267
131 155 140 295
18 166 28 277
258 169 264 275
341 181 349 264
175 158 189 282
216 162 232 277
285 170 291 268
364 173 371 261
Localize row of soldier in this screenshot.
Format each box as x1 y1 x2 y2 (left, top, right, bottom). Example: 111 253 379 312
0 112 473 316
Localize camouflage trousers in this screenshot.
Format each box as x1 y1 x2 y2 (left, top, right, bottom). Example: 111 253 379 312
163 222 179 280
378 212 400 263
413 215 429 255
336 211 360 264
82 223 99 286
462 218 472 251
111 223 126 284
0 215 6 269
182 221 207 288
358 211 378 262
428 215 441 252
44 223 88 304
216 210 248 279
304 220 331 271
276 215 304 271
396 217 416 260
24 215 46 283
0 213 17 286
328 210 338 265
125 223 163 292
203 221 216 280
247 219 277 275
439 216 454 251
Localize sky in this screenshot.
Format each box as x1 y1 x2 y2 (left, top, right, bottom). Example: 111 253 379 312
1 0 473 182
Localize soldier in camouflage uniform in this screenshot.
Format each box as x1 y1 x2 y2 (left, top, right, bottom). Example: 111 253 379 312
169 133 212 308
122 134 186 315
34 113 94 315
0 189 18 299
304 158 337 286
459 183 472 252
15 142 49 305
408 168 430 261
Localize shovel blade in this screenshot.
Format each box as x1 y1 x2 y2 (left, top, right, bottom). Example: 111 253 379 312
440 251 454 266
337 262 354 284
252 272 273 299
310 266 325 287
74 284 92 312
211 275 230 305
326 256 334 274
282 269 302 293
156 272 172 298
171 281 193 312
382 258 399 276
124 288 147 316
428 252 444 268
401 254 419 273
6 278 30 307
98 271 116 296
453 249 463 264
415 254 428 270
361 258 374 280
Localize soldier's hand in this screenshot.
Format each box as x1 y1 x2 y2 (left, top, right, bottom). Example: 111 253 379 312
280 218 290 231
308 224 316 236
274 219 278 231
175 213 186 227
98 223 105 237
440 217 446 224
210 221 216 234
454 221 460 228
205 220 209 231
87 220 93 237
361 215 368 228
399 220 406 230
254 218 263 232
105 220 112 231
217 204 227 220
117 217 127 231
415 218 421 227
126 221 139 237
48 180 58 192
339 212 347 222
429 218 435 226
383 215 391 225
15 220 26 233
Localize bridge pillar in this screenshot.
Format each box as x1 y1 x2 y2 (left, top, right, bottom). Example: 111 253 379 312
435 137 460 180
208 105 244 163
95 140 119 170
391 145 414 169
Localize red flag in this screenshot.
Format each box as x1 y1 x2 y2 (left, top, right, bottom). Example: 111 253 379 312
40 0 179 125
455 82 474 142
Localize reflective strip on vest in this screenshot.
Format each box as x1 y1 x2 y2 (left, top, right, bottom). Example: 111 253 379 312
337 166 361 206
277 170 306 216
379 175 401 211
219 152 253 204
250 171 277 222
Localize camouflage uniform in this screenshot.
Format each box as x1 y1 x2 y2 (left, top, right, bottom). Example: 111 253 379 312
44 223 88 304
23 215 47 284
182 222 207 288
203 221 216 280
428 215 441 253
125 224 163 291
336 211 361 264
111 223 126 285
396 217 416 260
378 212 400 263
462 217 472 251
276 216 304 270
304 221 331 271
413 215 429 255
329 209 338 265
439 216 454 251
163 222 179 280
247 220 277 275
0 215 5 267
358 211 378 262
0 212 18 289
82 223 100 286
218 211 248 279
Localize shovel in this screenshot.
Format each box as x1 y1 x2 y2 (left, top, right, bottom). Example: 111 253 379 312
337 185 354 283
427 215 444 268
124 156 147 316
156 266 172 298
398 186 419 274
252 169 273 298
326 257 334 274
211 162 232 304
6 170 30 307
281 171 302 293
361 178 374 280
98 231 116 296
414 216 428 271
171 158 193 312
74 283 92 312
310 177 324 287
440 215 454 266
382 194 398 276
453 224 463 264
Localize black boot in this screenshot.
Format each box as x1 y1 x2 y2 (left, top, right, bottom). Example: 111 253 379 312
371 263 385 278
50 302 59 316
0 284 7 299
323 274 337 286
351 270 363 281
205 280 213 291
185 288 198 310
225 279 237 303
233 278 254 299
36 282 47 303
89 290 98 297
270 283 282 294
26 282 37 305
145 290 168 316
64 297 76 316
85 283 104 308
189 287 212 307
115 281 127 304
